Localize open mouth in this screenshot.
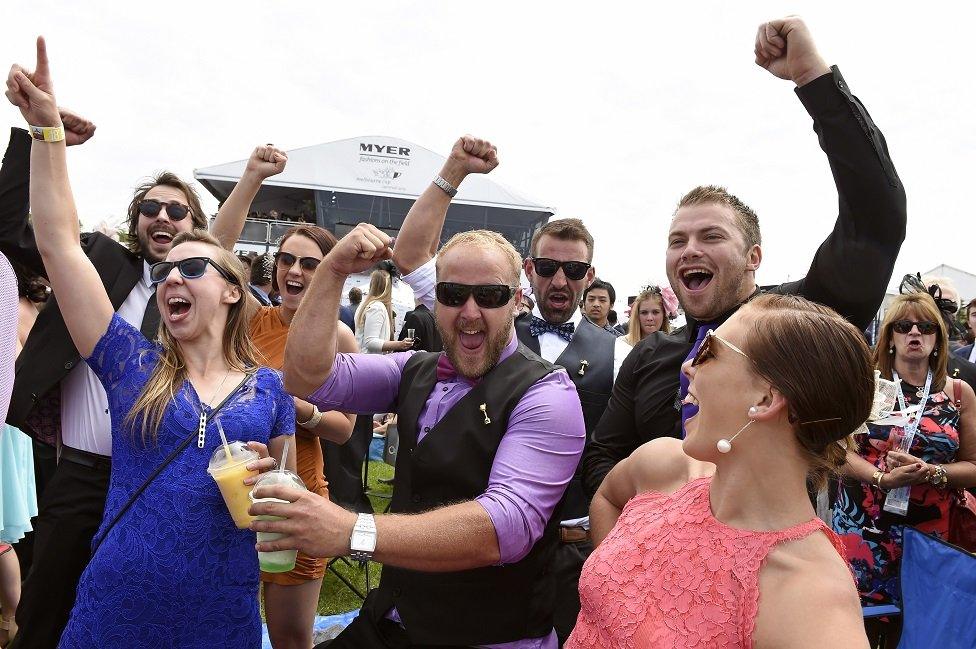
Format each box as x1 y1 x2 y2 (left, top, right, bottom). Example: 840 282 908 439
547 291 571 311
166 296 191 321
285 280 304 296
680 267 714 292
682 391 700 407
907 340 922 350
458 328 486 351
150 230 175 246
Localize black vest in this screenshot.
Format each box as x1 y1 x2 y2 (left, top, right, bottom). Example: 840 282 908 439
367 345 561 646
515 314 616 517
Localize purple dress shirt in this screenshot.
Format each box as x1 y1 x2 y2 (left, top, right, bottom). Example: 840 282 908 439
308 332 585 649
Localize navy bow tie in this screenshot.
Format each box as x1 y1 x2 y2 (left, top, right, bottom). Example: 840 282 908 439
529 316 575 342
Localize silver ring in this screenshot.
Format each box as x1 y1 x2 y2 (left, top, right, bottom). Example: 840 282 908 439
270 458 278 471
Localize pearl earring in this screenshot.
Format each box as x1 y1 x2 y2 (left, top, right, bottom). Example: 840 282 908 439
933 348 938 357
889 347 895 355
748 406 758 416
717 420 755 454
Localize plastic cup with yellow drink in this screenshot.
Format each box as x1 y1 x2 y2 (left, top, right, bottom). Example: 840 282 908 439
207 440 260 529
250 468 306 572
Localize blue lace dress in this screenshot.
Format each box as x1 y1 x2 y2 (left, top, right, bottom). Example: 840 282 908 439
58 315 295 649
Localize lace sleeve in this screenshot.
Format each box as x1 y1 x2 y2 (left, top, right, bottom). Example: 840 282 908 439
0 253 17 424
267 369 296 439
86 313 158 394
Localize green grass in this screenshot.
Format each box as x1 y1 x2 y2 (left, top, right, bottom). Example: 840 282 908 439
315 461 394 615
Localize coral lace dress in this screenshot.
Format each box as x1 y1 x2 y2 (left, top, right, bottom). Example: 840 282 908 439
567 477 846 649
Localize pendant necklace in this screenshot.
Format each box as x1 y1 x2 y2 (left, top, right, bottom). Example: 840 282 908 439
197 368 233 449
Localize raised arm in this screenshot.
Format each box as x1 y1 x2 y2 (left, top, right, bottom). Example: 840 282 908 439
208 145 288 250
6 37 112 358
391 135 498 275
0 109 95 277
756 16 907 330
292 323 359 444
283 223 393 396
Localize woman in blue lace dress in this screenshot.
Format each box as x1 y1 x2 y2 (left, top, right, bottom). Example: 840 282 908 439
7 40 295 648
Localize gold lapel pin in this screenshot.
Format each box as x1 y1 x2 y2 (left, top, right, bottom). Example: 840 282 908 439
578 360 589 376
479 404 491 425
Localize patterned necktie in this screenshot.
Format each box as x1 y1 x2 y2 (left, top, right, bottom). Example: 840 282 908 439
529 316 575 342
679 323 715 437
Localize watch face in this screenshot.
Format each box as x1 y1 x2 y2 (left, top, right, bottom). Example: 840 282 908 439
351 531 377 552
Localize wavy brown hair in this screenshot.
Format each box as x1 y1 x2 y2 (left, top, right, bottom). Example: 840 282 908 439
742 294 874 489
125 172 209 258
874 293 949 392
125 230 259 446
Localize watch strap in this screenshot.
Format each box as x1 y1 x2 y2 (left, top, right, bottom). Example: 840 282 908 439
349 513 377 561
433 175 458 198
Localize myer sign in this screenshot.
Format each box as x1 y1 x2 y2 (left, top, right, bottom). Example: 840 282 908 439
357 141 411 190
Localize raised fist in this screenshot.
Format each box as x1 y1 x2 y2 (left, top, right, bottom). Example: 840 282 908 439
5 37 59 128
59 108 96 146
448 135 499 175
244 144 288 181
324 223 393 276
754 17 830 87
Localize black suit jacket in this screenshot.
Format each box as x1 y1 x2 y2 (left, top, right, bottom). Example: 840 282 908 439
0 128 145 446
581 67 908 497
398 304 442 353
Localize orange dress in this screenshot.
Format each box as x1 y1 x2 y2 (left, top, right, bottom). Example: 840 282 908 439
250 306 329 585
567 477 848 648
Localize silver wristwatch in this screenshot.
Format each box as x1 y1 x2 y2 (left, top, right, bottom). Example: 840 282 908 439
349 513 377 561
433 174 458 198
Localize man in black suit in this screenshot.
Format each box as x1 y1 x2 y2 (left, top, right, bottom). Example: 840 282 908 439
398 300 442 352
581 17 907 504
0 76 286 645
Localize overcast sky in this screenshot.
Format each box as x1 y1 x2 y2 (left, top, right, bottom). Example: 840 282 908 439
2 1 972 306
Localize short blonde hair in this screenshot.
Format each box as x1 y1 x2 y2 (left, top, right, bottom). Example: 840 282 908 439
437 230 521 286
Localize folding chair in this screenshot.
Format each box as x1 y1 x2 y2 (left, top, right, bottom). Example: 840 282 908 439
896 527 976 648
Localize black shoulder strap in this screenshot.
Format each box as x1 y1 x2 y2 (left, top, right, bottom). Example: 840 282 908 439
90 372 254 556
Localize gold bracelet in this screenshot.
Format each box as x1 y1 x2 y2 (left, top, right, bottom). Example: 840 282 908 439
872 470 888 492
28 124 65 143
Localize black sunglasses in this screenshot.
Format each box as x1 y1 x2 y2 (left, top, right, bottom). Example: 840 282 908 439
435 282 517 309
139 199 191 222
891 320 938 335
530 257 591 281
149 257 238 286
274 252 321 272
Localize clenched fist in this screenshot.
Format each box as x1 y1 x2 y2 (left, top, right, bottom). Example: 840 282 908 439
449 134 499 175
244 144 288 181
323 223 394 277
754 17 830 87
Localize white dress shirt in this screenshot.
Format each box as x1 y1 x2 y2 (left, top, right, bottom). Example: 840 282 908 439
61 261 154 456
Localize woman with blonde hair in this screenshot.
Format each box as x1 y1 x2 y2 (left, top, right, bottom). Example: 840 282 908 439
7 46 293 647
623 285 678 347
356 268 413 354
833 292 976 611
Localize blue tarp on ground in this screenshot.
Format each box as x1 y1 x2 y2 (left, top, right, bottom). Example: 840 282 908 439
369 434 385 462
261 609 360 648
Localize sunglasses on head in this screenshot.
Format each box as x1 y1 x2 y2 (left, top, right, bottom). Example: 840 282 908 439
435 282 517 309
691 330 750 368
149 257 238 287
891 320 938 335
274 252 321 272
530 257 591 281
139 199 191 222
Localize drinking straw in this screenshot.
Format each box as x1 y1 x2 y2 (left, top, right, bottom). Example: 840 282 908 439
278 442 289 476
217 420 232 463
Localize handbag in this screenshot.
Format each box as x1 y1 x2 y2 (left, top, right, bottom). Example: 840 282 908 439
90 373 254 556
947 378 976 554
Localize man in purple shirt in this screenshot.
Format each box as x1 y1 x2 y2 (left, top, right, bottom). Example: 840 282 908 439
253 219 585 648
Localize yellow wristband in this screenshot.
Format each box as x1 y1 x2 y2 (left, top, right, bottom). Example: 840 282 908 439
28 124 65 143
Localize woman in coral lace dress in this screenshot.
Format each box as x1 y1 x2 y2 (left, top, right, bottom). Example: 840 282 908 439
566 294 872 649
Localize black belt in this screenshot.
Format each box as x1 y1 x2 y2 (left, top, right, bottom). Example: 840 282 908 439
59 445 112 472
